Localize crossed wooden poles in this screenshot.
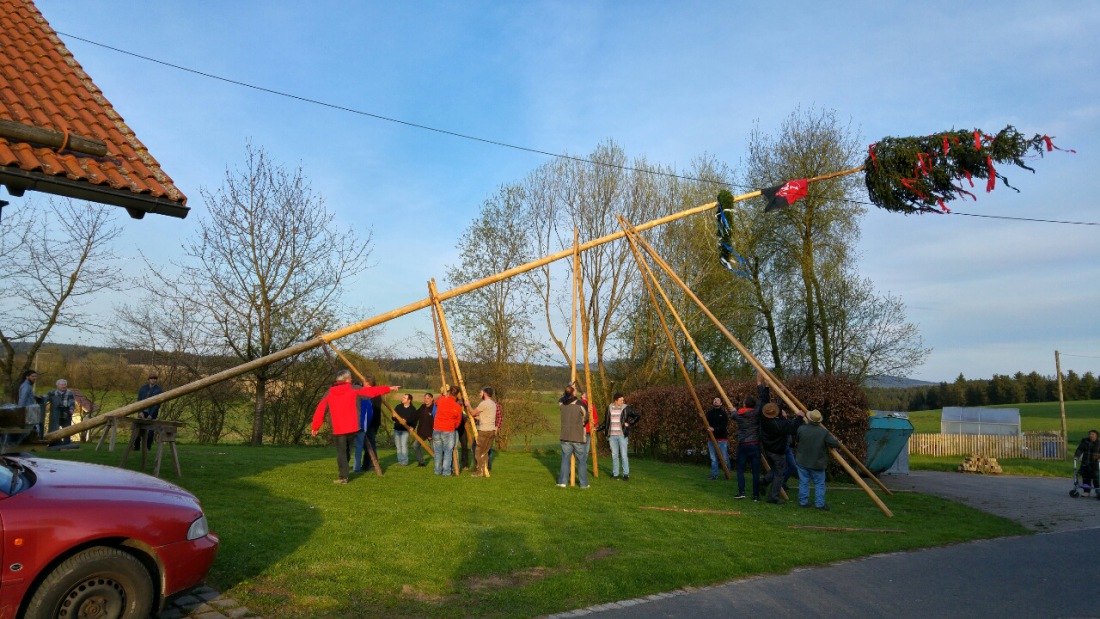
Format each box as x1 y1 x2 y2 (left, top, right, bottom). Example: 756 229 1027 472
41 166 891 515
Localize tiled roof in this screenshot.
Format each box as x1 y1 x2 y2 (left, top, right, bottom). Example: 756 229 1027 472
0 0 188 218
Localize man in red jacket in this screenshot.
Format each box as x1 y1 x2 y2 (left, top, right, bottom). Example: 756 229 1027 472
312 369 400 484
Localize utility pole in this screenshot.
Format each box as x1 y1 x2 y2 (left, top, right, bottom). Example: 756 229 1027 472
1055 350 1068 459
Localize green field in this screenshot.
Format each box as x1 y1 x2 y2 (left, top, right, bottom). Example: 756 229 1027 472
42 443 1025 618
907 400 1100 441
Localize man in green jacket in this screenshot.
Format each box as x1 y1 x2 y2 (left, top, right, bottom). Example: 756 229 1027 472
795 409 839 511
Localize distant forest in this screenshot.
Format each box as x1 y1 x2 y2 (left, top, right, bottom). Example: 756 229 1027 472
865 371 1100 412
16 342 1097 413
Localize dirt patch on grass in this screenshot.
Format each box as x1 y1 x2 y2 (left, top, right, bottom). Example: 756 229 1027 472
401 583 452 604
587 546 617 562
465 565 555 591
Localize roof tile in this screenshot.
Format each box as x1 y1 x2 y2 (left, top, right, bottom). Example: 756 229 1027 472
0 0 187 208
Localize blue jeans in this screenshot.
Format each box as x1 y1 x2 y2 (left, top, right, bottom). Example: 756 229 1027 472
736 443 762 497
353 430 367 472
796 464 827 507
394 430 410 465
708 439 729 478
609 435 630 477
559 441 589 487
783 447 796 486
433 431 457 476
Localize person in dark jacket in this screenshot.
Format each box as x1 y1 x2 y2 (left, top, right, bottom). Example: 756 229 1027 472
596 392 641 480
795 409 840 510
1075 430 1100 493
558 386 590 488
734 374 768 500
760 403 804 504
392 393 418 466
134 374 163 449
311 370 400 484
43 379 76 444
361 376 384 472
704 397 730 480
414 393 436 466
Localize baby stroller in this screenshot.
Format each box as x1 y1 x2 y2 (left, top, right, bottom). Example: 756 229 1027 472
1069 457 1100 499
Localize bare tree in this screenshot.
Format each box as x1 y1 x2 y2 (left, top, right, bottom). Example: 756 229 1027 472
0 199 123 400
156 144 372 444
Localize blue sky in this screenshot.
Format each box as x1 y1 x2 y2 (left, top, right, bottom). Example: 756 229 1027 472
30 1 1100 382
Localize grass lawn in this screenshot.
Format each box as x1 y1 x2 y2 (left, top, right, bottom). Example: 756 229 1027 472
44 443 1026 618
909 455 1073 478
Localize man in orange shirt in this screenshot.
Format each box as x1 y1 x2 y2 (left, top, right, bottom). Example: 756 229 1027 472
433 386 464 476
312 369 400 484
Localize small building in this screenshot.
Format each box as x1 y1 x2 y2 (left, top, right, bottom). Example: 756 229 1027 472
941 407 1021 436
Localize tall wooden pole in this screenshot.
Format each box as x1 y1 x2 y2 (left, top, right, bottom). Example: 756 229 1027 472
570 229 580 485
619 219 731 479
621 219 892 516
428 279 485 477
320 339 434 458
620 219 781 494
1056 350 1068 459
577 231 599 478
429 296 449 392
44 168 865 445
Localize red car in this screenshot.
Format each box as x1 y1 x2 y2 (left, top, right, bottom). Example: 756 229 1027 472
0 454 218 619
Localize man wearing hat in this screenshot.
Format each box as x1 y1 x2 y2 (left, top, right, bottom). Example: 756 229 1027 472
760 402 804 504
795 409 840 510
135 373 164 449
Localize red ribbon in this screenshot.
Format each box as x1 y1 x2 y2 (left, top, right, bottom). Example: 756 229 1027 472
986 155 996 192
937 199 949 213
868 143 878 166
942 136 950 156
963 170 973 187
917 152 932 176
1041 135 1077 154
900 178 927 199
974 131 982 150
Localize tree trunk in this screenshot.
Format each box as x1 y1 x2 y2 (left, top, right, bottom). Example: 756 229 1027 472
251 376 266 445
752 272 784 378
811 273 834 374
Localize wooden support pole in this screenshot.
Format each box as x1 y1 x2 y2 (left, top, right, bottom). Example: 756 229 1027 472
640 506 741 516
321 339 434 458
570 228 579 485
428 279 484 477
830 449 893 517
788 525 905 534
1056 350 1068 457
619 219 781 496
429 298 450 392
44 168 864 445
0 118 109 157
577 236 599 478
618 218 731 480
622 220 892 515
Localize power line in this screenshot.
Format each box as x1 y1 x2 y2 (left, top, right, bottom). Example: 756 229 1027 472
57 32 1099 228
56 31 734 190
1061 353 1100 360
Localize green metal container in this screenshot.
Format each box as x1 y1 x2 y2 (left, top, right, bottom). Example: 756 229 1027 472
864 413 914 474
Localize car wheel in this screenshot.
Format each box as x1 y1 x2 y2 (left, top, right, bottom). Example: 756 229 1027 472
24 546 154 619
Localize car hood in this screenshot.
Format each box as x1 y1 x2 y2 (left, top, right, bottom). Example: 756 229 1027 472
10 456 199 506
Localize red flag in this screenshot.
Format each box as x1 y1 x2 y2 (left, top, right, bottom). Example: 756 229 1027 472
762 179 808 212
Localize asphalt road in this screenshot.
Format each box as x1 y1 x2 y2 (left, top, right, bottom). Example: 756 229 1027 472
546 471 1100 619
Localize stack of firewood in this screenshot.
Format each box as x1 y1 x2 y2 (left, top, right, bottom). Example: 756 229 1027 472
958 455 1003 474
